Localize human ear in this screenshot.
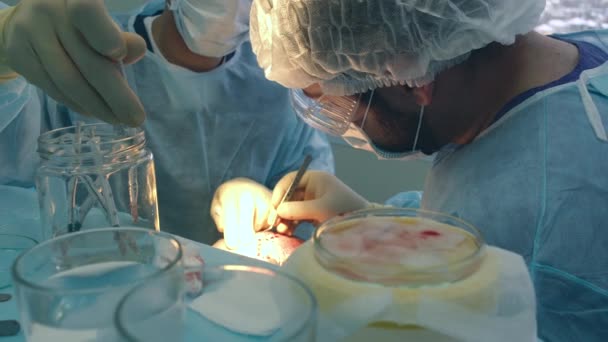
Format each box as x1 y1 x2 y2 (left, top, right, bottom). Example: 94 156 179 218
412 83 434 106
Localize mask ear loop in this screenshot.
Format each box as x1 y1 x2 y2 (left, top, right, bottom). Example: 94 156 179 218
411 105 425 151
359 89 375 131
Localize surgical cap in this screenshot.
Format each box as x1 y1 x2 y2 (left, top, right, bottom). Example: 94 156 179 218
251 0 546 95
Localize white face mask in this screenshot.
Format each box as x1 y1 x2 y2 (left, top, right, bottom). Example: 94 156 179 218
168 0 251 58
105 0 150 15
343 104 428 161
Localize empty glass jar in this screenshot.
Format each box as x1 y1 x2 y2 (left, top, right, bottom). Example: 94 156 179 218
36 123 159 241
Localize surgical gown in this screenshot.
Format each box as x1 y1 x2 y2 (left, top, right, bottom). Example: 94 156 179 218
391 30 608 341
0 9 334 243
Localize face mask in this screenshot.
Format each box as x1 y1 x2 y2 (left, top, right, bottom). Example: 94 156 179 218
168 0 251 58
343 105 428 161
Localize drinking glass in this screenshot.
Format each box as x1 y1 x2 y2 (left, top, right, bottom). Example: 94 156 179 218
116 265 317 341
0 234 37 289
11 227 182 341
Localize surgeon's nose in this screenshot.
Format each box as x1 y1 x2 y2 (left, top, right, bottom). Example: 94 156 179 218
302 84 323 99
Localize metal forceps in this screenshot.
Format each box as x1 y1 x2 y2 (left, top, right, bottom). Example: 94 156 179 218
63 61 140 255
264 154 312 232
66 122 121 232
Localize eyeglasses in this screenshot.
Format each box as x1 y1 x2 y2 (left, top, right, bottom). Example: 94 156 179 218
290 88 425 159
290 88 379 151
290 89 364 134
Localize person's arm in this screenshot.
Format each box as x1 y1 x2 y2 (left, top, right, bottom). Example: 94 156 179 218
0 77 43 187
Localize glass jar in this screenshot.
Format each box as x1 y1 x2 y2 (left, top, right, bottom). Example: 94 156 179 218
116 265 318 341
282 208 500 341
36 123 159 241
11 227 183 342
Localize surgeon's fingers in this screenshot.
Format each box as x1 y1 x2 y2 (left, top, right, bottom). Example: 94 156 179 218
68 1 147 64
269 175 310 227
12 42 88 115
28 68 88 117
60 30 145 126
45 29 121 123
67 0 127 60
219 198 240 249
122 32 147 65
223 194 256 250
275 220 298 236
276 222 291 235
276 199 332 223
271 172 298 208
210 183 234 234
253 198 273 232
210 194 224 232
64 0 146 125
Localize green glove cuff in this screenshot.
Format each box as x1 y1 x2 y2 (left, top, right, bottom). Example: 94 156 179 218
0 6 19 81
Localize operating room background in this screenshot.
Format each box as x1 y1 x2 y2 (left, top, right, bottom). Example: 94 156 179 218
330 139 430 203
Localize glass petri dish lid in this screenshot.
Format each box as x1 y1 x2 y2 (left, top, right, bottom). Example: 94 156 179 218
313 208 486 287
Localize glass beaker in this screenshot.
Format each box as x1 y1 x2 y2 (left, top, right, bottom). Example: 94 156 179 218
0 234 37 289
11 227 183 342
116 265 317 342
36 123 159 241
282 208 497 341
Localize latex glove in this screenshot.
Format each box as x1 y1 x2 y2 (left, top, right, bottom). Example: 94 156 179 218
0 0 147 125
168 0 251 57
211 178 274 250
268 171 371 234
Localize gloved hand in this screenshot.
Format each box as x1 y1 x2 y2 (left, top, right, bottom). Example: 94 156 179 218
210 178 274 250
268 171 371 234
0 0 147 125
168 0 251 57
